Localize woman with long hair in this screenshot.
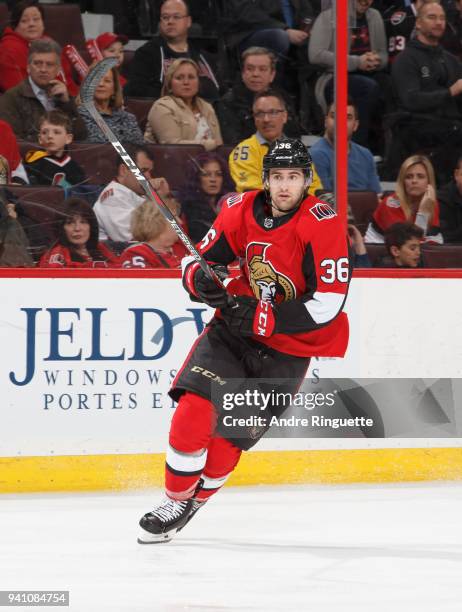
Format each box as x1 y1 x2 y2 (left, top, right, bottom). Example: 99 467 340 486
119 200 187 268
0 0 78 94
77 67 144 144
144 58 222 150
179 152 235 243
39 197 118 268
365 154 443 243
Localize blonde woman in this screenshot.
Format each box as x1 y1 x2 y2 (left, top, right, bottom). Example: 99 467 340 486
119 200 187 268
144 58 222 151
77 67 144 144
365 154 443 244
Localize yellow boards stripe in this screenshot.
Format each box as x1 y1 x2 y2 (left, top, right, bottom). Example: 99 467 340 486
1 448 462 493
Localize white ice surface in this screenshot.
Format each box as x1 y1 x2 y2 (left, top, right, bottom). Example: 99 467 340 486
1 482 462 612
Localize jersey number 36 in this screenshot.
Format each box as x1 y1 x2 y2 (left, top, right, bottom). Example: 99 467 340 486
320 257 349 283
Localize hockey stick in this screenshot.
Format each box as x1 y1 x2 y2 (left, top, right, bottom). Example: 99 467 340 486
80 57 232 294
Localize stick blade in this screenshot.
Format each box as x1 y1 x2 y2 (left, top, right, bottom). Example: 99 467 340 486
80 57 118 104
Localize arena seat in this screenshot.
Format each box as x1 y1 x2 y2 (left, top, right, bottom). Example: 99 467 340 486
68 143 118 184
0 3 8 31
125 98 154 132
7 185 66 257
422 245 462 268
18 142 208 189
42 3 86 53
145 144 205 191
18 141 118 185
122 49 135 72
216 145 233 161
348 191 378 233
365 244 387 266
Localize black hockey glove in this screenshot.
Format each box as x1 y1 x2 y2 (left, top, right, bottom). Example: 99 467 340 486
183 260 230 308
220 295 276 338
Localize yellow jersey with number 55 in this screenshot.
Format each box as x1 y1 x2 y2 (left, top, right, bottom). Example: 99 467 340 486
229 133 323 194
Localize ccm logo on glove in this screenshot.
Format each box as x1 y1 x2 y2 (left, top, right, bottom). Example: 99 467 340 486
253 300 275 337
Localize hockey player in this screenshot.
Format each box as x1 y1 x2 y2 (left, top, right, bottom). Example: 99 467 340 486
138 138 351 543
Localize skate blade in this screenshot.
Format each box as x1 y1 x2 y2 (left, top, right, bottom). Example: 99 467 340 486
137 528 174 544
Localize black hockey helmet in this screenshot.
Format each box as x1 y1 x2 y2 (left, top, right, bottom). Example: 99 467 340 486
262 138 313 209
262 138 313 192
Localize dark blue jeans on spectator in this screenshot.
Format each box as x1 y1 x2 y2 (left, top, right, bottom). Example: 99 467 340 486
239 29 290 59
325 73 380 147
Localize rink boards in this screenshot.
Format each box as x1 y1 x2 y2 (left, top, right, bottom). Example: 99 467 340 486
1 269 462 492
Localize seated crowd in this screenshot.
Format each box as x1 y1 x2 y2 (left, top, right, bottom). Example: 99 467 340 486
1 0 462 269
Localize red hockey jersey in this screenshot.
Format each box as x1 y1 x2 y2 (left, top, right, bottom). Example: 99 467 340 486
192 190 351 358
120 241 187 268
39 243 119 268
373 192 441 241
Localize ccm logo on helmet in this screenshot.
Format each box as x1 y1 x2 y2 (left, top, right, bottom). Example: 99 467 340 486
309 202 337 221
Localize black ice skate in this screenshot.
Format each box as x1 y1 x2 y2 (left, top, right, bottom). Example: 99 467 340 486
138 497 205 544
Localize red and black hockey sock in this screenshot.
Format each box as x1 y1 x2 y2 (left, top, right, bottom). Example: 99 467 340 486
165 392 216 500
165 392 242 501
195 435 242 502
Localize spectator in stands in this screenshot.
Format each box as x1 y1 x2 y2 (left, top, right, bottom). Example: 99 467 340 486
383 0 432 64
39 197 118 268
437 154 462 242
215 47 301 146
379 222 424 267
0 120 29 183
0 39 87 141
178 152 235 243
222 0 314 59
309 0 388 147
391 2 462 180
310 100 382 195
125 0 220 102
93 145 178 242
229 90 322 194
0 190 34 267
120 200 187 268
77 67 144 145
144 58 222 150
24 110 85 187
95 32 129 88
0 0 78 95
365 154 443 243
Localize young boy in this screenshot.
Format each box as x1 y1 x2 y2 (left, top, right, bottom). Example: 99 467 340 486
95 32 128 87
24 111 86 188
383 222 424 268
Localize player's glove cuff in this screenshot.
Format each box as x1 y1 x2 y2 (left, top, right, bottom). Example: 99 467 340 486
221 296 276 338
182 257 229 308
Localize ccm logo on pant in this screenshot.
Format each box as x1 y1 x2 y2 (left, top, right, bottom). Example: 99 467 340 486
191 366 227 386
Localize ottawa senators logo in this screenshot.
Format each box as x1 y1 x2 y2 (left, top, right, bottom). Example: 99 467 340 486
309 202 336 221
390 11 406 26
246 242 296 303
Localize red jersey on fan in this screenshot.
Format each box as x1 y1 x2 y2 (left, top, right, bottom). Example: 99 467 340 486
373 192 442 242
39 243 119 268
193 189 351 358
120 241 187 268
